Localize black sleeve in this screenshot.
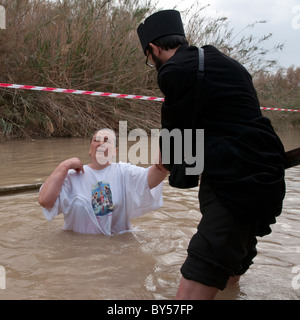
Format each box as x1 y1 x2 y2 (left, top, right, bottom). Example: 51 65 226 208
158 59 200 170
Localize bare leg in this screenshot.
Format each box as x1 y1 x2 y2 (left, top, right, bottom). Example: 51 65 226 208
227 275 240 285
176 276 219 300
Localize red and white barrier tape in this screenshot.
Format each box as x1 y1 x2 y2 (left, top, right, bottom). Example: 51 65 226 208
259 107 300 112
0 83 164 102
1 83 299 112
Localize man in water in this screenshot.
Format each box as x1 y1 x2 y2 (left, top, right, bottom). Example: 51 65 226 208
39 129 168 235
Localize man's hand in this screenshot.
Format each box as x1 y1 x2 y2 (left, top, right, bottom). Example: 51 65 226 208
61 157 85 174
147 151 169 189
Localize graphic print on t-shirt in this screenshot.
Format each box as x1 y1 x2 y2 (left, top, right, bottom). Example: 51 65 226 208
91 181 114 216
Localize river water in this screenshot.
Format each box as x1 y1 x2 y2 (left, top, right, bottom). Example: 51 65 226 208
0 128 300 300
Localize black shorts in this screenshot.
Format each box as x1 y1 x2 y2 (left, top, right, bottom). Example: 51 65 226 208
181 181 270 290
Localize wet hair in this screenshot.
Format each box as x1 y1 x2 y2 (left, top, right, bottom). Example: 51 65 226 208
90 128 118 147
150 34 188 51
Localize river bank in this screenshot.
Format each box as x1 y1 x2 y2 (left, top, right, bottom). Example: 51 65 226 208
1 1 299 141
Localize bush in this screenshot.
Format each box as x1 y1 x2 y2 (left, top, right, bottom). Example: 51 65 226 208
0 0 160 139
0 0 297 140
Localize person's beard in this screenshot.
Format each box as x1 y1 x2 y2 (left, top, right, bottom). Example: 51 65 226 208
151 51 164 71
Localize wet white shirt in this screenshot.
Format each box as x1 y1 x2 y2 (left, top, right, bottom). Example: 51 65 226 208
42 163 164 235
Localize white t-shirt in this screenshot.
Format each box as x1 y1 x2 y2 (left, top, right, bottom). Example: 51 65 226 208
42 163 164 235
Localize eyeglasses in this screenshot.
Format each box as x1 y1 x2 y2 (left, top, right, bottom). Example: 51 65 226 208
145 50 155 68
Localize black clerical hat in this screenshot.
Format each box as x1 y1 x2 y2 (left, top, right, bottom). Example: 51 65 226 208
137 10 185 55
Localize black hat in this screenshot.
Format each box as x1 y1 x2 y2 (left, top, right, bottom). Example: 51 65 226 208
137 10 185 55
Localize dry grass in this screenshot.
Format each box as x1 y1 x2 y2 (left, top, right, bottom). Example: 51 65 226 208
255 66 300 130
0 0 298 140
0 0 160 139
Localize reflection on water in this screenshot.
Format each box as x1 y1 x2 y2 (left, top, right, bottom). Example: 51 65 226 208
0 129 300 300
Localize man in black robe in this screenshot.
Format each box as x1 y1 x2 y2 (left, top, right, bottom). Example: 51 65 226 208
137 10 286 299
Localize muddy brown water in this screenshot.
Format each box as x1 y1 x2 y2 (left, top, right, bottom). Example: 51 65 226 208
0 129 300 300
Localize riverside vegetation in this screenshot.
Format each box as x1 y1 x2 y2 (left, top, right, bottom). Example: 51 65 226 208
0 0 299 141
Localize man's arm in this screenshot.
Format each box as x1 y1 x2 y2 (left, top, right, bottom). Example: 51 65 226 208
147 152 169 189
38 157 84 209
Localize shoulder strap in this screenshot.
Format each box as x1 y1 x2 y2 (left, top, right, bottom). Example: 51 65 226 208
198 47 204 73
191 47 205 130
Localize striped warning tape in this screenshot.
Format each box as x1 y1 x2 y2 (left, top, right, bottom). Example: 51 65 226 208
1 83 299 112
0 83 164 102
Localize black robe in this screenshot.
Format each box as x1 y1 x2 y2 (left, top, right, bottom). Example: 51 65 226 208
158 44 286 230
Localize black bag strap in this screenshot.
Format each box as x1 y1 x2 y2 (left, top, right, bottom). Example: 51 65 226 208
198 47 204 73
192 47 204 127
189 47 205 154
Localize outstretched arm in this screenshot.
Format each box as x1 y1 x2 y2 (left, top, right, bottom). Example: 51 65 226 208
39 157 84 209
147 151 169 189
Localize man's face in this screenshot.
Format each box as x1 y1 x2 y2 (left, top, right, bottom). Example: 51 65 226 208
147 49 164 71
90 130 116 165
